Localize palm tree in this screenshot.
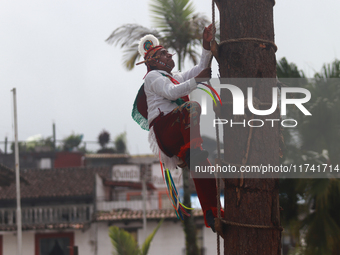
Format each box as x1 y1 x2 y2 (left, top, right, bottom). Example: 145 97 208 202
106 0 209 71
98 130 110 149
277 57 306 79
278 58 340 255
298 60 340 255
109 219 164 255
114 132 127 154
98 130 117 153
276 58 308 254
302 60 340 164
62 133 83 151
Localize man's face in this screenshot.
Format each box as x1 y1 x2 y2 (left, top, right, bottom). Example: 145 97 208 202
151 48 175 72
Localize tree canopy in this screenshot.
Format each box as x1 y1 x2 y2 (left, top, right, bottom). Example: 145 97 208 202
106 0 209 70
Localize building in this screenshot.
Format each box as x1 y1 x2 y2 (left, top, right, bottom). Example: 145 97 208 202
0 155 222 255
0 163 25 187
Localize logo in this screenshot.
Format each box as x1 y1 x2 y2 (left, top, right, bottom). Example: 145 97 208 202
197 80 312 128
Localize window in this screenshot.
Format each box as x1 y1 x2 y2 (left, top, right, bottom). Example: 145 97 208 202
158 191 172 209
126 192 142 201
39 158 52 169
35 232 74 255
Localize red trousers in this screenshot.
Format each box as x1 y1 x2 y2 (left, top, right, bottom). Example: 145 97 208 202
152 101 223 226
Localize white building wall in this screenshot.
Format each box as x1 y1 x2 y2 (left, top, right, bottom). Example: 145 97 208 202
95 173 106 203
1 228 99 255
97 222 113 255
1 222 220 255
2 233 16 255
75 226 95 255
2 231 34 255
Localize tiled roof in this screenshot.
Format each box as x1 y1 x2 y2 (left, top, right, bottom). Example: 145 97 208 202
104 180 156 190
0 222 87 231
0 210 204 231
0 163 28 187
85 154 156 159
0 167 110 200
85 153 129 159
96 209 204 221
130 154 158 159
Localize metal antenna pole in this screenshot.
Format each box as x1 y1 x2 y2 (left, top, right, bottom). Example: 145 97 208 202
12 88 22 255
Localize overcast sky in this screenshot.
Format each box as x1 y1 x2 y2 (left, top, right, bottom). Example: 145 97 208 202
1 0 339 155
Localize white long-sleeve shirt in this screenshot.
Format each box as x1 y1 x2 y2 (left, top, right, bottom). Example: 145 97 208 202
144 48 212 125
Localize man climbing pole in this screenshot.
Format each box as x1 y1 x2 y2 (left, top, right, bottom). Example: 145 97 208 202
132 24 223 231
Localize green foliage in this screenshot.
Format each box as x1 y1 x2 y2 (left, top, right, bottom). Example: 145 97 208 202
277 57 307 239
114 132 127 154
109 219 164 255
106 0 209 70
98 130 111 149
62 133 83 151
10 141 28 153
304 60 340 164
109 226 139 255
140 219 164 255
106 24 160 70
301 179 340 255
277 57 305 78
10 136 55 153
96 131 128 154
149 0 208 69
315 59 340 79
277 58 340 254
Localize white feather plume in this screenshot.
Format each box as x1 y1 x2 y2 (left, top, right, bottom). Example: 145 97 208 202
138 34 159 57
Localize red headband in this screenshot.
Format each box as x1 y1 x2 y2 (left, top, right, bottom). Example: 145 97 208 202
143 45 164 78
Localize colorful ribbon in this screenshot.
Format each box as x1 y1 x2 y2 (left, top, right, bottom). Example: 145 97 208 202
159 152 192 220
197 82 223 106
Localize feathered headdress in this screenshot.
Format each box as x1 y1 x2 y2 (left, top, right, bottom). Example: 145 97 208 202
136 34 163 66
138 34 159 57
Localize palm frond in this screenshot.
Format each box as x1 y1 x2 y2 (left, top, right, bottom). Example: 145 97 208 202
186 46 200 66
106 0 210 70
150 0 194 29
303 211 340 255
308 179 331 210
122 43 142 70
109 226 139 255
106 24 159 47
277 57 305 78
149 0 208 68
140 219 164 255
315 59 340 79
106 24 160 70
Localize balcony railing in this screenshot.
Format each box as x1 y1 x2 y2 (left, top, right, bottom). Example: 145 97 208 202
97 196 173 211
0 204 93 226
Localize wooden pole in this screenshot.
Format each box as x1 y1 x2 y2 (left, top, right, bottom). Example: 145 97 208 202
215 0 281 254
